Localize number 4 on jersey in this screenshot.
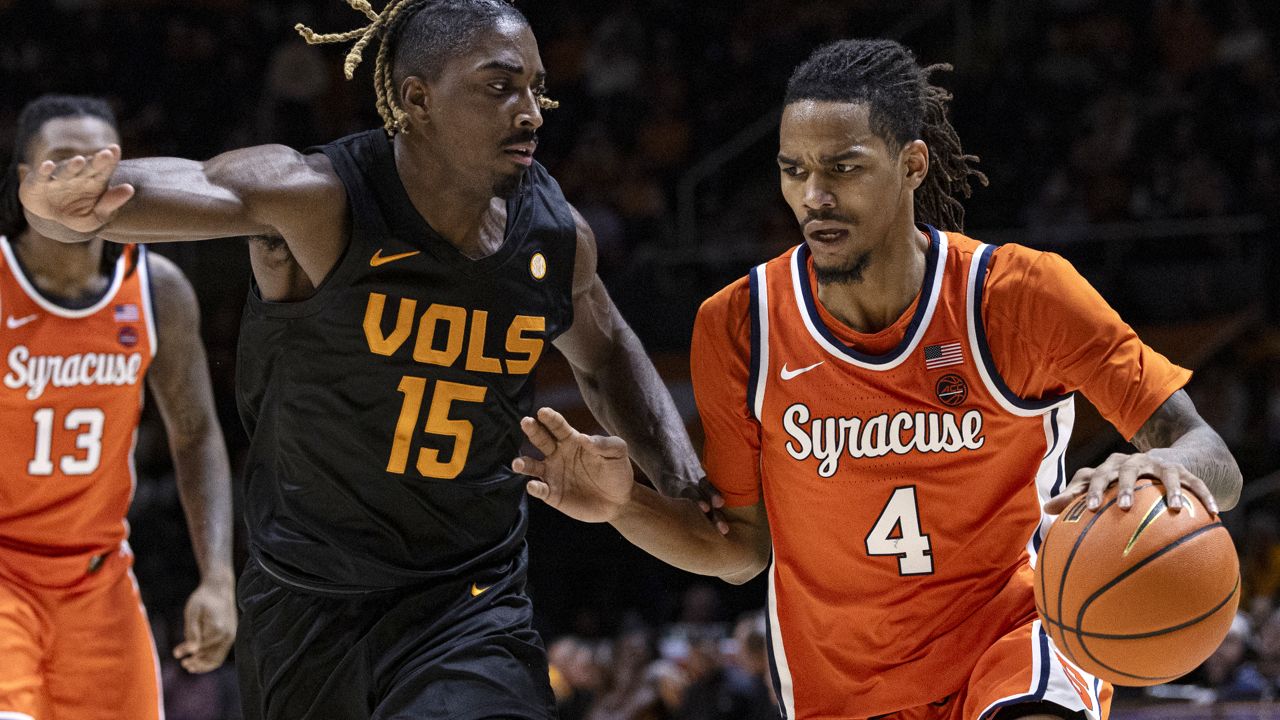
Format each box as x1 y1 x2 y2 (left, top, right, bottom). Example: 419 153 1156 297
865 486 934 575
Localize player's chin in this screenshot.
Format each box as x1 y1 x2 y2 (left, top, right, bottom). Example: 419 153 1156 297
492 167 527 199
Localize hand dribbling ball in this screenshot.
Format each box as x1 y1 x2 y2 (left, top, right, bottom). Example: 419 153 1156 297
1034 481 1239 685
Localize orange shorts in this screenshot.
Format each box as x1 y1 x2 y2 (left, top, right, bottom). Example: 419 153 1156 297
0 547 162 720
870 619 1113 720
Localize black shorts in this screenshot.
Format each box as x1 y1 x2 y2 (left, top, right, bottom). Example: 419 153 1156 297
235 551 556 720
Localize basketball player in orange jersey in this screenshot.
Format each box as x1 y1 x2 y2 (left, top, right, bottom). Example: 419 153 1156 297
0 95 236 720
513 39 1244 720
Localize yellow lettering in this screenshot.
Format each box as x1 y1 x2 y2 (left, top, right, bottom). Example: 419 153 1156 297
465 310 504 374
363 293 416 356
503 315 545 375
417 381 488 479
388 376 427 474
413 304 466 366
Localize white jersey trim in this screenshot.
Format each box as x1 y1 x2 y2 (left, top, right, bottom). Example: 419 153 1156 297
766 551 797 719
0 235 127 319
976 620 1105 720
789 229 947 371
748 263 771 421
135 247 157 358
1028 402 1076 569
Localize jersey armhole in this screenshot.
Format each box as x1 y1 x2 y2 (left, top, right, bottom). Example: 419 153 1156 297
965 244 1072 417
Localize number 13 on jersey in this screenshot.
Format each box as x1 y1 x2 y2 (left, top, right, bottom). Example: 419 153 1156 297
866 486 934 575
387 376 487 480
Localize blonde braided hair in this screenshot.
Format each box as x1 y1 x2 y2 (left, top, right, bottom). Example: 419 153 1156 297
296 0 558 136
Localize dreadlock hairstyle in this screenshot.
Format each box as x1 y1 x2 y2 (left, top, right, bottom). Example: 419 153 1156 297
784 39 988 232
0 94 130 277
297 0 558 136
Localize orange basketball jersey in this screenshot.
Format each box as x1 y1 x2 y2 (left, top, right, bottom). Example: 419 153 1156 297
689 226 1196 719
0 236 155 587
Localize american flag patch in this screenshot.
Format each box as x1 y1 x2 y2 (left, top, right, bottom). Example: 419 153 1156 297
924 341 964 370
113 304 139 322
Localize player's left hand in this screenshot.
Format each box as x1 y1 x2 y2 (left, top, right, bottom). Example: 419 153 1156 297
1043 450 1219 516
174 574 237 673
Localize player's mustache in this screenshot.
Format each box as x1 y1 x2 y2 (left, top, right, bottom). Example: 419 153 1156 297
500 131 539 147
803 210 855 226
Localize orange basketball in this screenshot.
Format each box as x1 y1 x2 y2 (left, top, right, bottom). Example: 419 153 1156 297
1034 480 1239 686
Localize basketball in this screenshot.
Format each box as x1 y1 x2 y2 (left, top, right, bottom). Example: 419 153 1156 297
1034 480 1240 686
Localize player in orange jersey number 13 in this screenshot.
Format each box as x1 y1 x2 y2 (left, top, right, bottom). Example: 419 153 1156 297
1 95 235 720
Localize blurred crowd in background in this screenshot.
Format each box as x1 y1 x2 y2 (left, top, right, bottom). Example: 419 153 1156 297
2 0 1279 717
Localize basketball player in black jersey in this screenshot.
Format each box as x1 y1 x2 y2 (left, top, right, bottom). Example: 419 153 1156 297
19 2 721 718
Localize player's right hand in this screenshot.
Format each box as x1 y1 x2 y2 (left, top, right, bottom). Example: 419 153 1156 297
18 144 134 234
514 406 635 523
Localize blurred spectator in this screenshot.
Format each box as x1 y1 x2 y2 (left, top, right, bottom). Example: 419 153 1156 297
1242 512 1280 620
670 616 774 720
550 635 604 720
1192 612 1271 702
586 625 665 720
1259 607 1280 696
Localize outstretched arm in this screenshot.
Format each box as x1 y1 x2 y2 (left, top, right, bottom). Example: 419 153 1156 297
20 143 348 286
144 253 236 674
1045 390 1242 515
552 207 725 528
516 407 770 584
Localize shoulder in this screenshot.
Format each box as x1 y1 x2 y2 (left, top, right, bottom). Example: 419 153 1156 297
698 275 751 324
693 275 752 352
144 250 200 327
980 241 1085 310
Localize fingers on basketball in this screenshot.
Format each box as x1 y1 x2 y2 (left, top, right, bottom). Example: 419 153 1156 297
1036 481 1239 686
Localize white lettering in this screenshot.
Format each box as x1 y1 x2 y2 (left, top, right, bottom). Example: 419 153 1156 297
4 345 143 400
778 408 986 476
783 403 811 460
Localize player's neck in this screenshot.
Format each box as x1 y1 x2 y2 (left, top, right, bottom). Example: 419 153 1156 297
13 229 110 301
394 135 502 256
814 225 929 334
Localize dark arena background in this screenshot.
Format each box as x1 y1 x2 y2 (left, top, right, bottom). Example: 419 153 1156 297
2 1 1279 717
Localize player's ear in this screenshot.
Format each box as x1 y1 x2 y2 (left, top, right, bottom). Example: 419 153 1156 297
400 76 432 127
902 139 928 191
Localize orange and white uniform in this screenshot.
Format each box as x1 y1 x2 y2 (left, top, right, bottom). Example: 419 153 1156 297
0 236 163 720
691 227 1190 720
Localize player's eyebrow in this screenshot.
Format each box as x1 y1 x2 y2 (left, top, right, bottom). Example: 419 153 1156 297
777 147 871 166
822 148 871 164
478 60 546 84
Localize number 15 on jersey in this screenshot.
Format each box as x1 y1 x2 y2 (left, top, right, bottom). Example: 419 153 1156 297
387 375 487 480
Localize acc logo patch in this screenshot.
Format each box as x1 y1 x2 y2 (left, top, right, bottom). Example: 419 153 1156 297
118 326 139 348
530 252 547 281
934 373 967 407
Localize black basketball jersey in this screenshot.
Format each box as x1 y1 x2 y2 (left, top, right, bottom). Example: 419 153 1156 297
236 130 576 593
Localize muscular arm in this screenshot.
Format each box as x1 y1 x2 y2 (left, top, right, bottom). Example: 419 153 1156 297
1130 389 1242 510
517 409 770 584
145 253 236 671
1045 389 1243 515
20 144 348 287
146 254 233 586
613 488 770 584
551 207 705 499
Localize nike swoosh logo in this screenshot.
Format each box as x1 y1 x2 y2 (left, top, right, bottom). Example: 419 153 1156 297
470 583 491 598
6 314 38 329
369 249 421 267
780 361 824 380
